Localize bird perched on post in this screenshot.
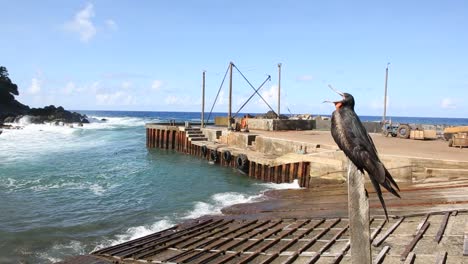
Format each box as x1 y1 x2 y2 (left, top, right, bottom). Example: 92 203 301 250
325 85 400 220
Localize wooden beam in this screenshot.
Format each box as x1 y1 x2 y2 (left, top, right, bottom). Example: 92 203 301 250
373 217 405 247
347 161 371 264
400 221 429 261
435 212 450 243
373 245 390 264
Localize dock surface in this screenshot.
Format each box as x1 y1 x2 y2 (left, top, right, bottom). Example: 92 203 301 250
250 130 467 162
74 179 468 264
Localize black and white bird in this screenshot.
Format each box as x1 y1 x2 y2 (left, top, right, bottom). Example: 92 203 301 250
326 85 400 220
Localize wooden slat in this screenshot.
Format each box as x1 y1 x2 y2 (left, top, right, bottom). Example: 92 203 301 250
373 245 390 264
403 252 416 264
373 217 405 247
256 219 325 264
415 214 430 236
101 219 215 256
304 162 311 187
236 220 311 264
434 212 450 243
305 225 349 264
434 251 447 264
129 219 231 259
332 241 349 264
281 165 287 183
206 220 284 264
400 221 430 261
297 162 304 187
169 220 259 263
281 218 340 264
191 220 275 264
464 221 468 256
371 219 387 242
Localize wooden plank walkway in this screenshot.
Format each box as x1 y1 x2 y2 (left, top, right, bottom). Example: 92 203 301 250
92 210 468 263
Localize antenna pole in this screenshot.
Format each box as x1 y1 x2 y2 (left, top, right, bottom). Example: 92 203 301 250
201 71 205 128
383 63 390 123
228 62 233 130
277 63 282 119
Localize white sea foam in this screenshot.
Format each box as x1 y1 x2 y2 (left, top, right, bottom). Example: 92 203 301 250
93 219 174 252
183 192 265 219
81 116 150 130
257 179 302 190
37 240 86 264
29 181 112 196
0 115 149 164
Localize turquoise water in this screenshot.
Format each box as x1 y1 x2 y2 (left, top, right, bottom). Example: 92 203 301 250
0 112 298 263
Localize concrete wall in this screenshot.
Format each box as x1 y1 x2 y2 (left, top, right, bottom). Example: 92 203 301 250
246 119 274 131
273 120 315 130
202 129 222 142
315 119 331 130
215 116 229 126
254 136 336 156
219 131 258 149
246 119 315 131
363 122 382 133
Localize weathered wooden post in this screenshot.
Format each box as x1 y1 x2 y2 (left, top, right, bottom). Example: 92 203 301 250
347 160 372 263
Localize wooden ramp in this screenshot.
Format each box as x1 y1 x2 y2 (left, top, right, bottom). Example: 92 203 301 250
92 210 468 264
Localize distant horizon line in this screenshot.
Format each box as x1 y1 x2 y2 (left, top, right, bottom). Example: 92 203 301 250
71 109 468 120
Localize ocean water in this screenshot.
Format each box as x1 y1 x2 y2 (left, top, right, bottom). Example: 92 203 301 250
0 111 300 264
0 111 466 263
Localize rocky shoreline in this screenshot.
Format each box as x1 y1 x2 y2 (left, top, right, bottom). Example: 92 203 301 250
1 66 89 127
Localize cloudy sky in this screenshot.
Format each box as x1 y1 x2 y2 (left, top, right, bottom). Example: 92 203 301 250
2 1 467 117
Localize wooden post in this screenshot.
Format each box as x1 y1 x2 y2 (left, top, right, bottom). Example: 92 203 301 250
347 160 372 264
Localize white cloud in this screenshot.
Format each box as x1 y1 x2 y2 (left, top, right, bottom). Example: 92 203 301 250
256 85 277 107
28 78 41 94
164 95 197 106
63 82 76 94
121 81 132 89
105 19 118 31
151 80 163 91
64 3 97 42
296 75 313 81
96 91 136 106
441 98 456 109
370 96 389 110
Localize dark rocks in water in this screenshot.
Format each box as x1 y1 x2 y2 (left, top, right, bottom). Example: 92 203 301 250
1 105 89 124
101 118 108 122
0 66 89 125
255 110 289 120
27 105 89 124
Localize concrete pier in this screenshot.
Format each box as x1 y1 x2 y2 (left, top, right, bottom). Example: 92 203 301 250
146 122 468 188
145 123 311 187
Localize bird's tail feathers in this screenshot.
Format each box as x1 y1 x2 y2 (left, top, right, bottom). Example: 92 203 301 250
383 167 401 198
370 177 390 221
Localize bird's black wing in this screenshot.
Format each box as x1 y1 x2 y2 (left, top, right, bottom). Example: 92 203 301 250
332 108 400 219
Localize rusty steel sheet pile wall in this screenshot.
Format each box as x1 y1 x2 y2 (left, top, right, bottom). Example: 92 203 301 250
146 126 311 187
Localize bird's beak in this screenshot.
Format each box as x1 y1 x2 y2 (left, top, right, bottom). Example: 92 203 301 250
325 85 345 109
328 85 345 98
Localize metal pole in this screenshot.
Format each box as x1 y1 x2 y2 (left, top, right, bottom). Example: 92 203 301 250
277 63 282 119
201 71 205 128
383 63 390 123
228 62 233 130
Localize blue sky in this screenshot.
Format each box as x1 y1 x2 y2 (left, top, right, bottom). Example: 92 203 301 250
2 1 467 117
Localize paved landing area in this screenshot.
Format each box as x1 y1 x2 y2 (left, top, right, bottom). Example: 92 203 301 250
249 130 468 162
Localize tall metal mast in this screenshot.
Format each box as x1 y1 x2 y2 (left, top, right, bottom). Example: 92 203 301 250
383 62 390 123
277 63 282 119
